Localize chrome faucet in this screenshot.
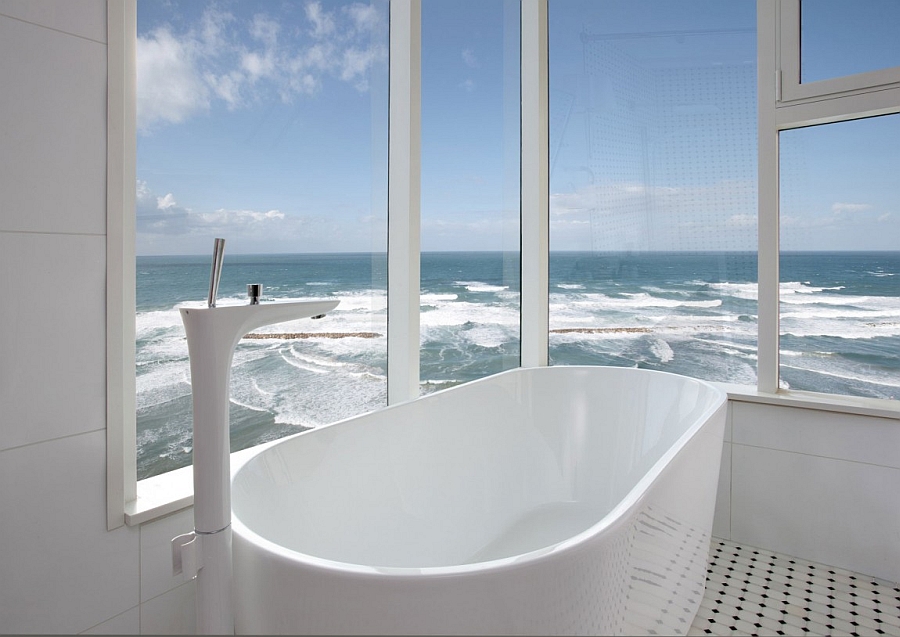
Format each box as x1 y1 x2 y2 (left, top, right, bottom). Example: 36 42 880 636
207 238 226 308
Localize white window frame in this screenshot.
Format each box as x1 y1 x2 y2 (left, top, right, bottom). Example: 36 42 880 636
758 0 900 395
778 0 900 104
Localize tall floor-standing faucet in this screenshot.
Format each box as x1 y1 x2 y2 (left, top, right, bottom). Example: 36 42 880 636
172 238 339 634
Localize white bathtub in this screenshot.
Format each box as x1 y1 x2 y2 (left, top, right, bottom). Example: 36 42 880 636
231 366 727 635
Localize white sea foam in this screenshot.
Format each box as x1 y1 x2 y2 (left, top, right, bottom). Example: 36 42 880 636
421 293 459 304
650 338 674 363
557 283 585 290
454 281 510 293
707 281 758 300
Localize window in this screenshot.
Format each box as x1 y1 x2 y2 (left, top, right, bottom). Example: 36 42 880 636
800 0 900 84
779 115 900 400
778 0 900 103
547 0 758 385
760 0 900 397
420 0 521 392
134 0 389 480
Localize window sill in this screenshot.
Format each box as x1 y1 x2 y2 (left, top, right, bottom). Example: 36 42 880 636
124 384 899 527
713 382 900 421
125 438 284 527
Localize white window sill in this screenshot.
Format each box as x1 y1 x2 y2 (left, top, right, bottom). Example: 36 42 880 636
125 438 285 527
124 384 900 527
713 383 900 421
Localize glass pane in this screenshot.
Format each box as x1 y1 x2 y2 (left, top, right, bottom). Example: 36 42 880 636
779 115 900 400
548 0 758 385
419 0 521 394
136 0 389 479
801 0 900 84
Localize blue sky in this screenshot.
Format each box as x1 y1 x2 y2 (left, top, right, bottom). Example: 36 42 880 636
136 0 898 255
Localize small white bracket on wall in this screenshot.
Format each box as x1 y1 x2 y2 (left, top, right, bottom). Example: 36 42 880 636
172 532 202 581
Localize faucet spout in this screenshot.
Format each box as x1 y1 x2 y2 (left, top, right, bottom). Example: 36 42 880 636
207 238 226 308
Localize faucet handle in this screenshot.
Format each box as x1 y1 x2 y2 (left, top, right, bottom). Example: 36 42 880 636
247 283 262 305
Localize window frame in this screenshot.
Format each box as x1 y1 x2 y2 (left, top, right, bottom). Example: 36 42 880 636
759 0 900 395
778 0 900 104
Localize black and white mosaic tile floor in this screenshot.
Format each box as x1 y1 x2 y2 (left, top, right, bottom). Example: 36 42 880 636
689 539 900 636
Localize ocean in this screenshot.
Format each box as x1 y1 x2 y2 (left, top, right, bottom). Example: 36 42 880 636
136 251 900 479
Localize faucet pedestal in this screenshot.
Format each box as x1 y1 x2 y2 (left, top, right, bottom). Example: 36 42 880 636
176 299 339 634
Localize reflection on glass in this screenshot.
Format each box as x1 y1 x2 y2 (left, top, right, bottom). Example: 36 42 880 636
419 0 521 394
548 0 758 385
800 0 900 84
135 0 389 479
779 115 900 399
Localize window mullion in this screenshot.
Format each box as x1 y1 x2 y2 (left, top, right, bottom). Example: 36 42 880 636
387 0 422 404
520 0 549 368
758 0 781 394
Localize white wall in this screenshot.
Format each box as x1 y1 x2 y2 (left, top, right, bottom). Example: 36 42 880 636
0 2 193 633
713 400 900 584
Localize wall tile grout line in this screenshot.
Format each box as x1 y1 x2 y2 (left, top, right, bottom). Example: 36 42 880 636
690 538 900 636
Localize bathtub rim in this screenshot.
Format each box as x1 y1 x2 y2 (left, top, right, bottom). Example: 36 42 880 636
230 365 727 578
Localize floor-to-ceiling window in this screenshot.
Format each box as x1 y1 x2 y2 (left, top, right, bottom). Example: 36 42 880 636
419 0 521 393
135 0 388 479
547 0 758 385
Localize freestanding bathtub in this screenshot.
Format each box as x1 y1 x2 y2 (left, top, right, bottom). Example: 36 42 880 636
231 366 727 635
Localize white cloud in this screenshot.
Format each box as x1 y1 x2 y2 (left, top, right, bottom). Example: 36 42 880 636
462 48 479 68
458 79 476 92
344 3 380 33
137 181 285 238
137 27 210 130
157 193 177 209
137 1 387 132
306 1 335 38
832 202 873 214
249 14 280 48
727 214 756 227
879 212 892 222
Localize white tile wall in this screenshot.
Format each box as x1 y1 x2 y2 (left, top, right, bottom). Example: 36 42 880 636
732 444 900 583
0 232 106 451
728 403 900 584
140 582 197 635
0 14 107 235
140 509 195 603
733 401 900 469
80 607 140 635
0 431 140 634
0 0 107 42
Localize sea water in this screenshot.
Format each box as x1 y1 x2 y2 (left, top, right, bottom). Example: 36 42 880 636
136 251 900 479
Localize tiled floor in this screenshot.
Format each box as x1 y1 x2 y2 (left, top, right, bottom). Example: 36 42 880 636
689 539 900 636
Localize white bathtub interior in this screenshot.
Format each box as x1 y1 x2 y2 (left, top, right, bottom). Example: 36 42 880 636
232 366 723 570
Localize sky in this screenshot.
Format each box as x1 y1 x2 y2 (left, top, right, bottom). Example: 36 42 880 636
135 0 899 256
